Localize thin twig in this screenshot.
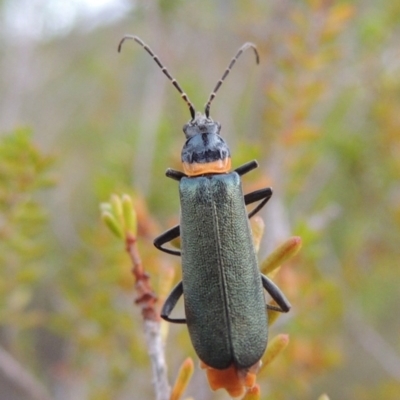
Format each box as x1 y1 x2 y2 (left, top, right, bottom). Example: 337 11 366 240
125 233 171 400
126 233 158 321
317 239 400 382
347 309 400 382
0 345 53 400
143 320 171 400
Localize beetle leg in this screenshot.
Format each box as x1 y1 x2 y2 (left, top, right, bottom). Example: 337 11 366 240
161 281 187 324
154 225 181 256
166 168 187 181
234 160 258 176
261 274 291 313
244 187 273 219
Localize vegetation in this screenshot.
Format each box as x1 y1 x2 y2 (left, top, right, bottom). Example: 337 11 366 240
0 0 400 399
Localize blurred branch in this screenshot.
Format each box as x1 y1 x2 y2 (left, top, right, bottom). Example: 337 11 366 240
261 145 293 257
142 319 171 400
126 232 158 321
127 10 168 196
102 195 171 400
133 67 167 196
0 345 52 400
321 236 400 382
125 232 171 400
347 309 400 382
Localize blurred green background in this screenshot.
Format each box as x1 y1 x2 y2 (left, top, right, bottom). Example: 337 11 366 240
1 0 400 399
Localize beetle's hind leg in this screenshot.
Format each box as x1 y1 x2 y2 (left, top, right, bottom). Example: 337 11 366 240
154 225 181 256
244 187 273 219
261 274 291 313
234 160 273 218
161 281 187 324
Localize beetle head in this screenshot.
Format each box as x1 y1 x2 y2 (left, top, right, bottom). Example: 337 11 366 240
118 38 259 176
181 112 231 176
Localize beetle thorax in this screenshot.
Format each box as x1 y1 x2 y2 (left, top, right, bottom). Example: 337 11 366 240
181 112 231 176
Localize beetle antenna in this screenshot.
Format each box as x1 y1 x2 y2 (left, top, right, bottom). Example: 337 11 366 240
204 42 259 118
118 35 196 120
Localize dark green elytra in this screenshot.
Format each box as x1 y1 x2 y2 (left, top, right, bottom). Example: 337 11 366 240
179 172 267 369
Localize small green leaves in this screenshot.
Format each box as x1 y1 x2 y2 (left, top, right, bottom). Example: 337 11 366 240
101 211 124 238
122 194 137 237
250 216 265 254
170 358 194 400
100 194 138 240
318 394 331 400
110 194 123 221
267 307 282 327
0 128 54 330
260 334 290 374
260 236 302 276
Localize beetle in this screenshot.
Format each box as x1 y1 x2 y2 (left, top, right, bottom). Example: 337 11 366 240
118 35 291 390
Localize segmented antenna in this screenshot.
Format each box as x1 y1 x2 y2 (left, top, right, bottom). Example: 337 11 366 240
204 42 259 118
118 35 196 120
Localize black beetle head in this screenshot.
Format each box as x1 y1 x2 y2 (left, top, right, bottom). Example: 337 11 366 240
181 112 231 176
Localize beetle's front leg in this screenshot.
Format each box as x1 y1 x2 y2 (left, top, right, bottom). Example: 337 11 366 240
166 168 187 181
154 225 181 256
261 274 291 313
234 160 259 176
161 281 186 324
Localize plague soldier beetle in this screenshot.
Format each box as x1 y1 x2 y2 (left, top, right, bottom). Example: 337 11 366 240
118 35 291 397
